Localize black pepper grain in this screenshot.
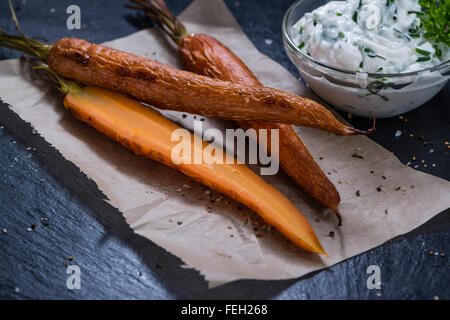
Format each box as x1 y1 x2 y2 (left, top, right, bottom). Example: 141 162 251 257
352 153 364 159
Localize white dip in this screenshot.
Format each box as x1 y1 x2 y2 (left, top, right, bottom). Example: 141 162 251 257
291 0 449 73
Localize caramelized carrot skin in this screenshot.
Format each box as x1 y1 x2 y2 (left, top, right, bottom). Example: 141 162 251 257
48 38 358 135
63 86 326 254
179 33 341 213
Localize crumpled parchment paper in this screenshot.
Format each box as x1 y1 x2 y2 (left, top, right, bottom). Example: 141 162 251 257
0 0 449 287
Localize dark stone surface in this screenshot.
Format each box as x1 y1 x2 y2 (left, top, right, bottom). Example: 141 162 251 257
0 0 449 299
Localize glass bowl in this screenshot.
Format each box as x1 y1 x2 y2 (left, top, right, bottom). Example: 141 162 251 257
282 0 450 118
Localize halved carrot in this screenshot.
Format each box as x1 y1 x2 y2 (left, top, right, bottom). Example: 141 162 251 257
65 85 326 254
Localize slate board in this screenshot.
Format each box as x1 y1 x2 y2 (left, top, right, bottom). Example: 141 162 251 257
0 0 449 299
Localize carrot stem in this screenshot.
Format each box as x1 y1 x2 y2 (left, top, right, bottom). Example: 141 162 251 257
1 0 52 61
32 62 81 94
126 0 187 45
1 1 78 95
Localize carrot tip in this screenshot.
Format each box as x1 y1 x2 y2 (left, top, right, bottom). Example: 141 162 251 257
365 110 377 134
314 242 328 256
346 110 376 135
321 250 330 257
335 211 342 227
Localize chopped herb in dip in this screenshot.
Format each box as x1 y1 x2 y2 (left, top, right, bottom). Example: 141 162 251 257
291 0 449 73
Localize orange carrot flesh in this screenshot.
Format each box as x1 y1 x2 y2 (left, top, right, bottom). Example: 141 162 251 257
64 86 326 255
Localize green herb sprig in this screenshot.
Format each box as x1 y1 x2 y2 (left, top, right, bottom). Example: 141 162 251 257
418 0 450 47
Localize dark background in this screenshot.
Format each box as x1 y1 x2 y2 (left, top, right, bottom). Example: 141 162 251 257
0 0 449 299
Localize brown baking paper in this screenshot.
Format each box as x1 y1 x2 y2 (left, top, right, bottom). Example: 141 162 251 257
0 0 449 287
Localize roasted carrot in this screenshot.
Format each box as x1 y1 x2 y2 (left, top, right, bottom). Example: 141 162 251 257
126 0 342 219
0 16 326 254
45 37 368 136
